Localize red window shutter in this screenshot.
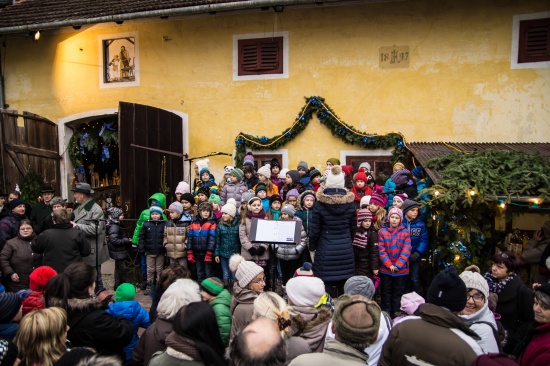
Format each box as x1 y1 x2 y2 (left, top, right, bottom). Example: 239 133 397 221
238 37 283 75
518 18 550 63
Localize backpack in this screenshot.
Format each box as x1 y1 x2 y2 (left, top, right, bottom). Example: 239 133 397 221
469 320 506 353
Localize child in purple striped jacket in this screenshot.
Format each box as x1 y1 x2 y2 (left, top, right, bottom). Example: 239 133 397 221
353 209 379 279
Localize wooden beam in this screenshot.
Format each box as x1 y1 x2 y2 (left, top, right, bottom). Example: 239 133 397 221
130 143 184 157
5 143 60 159
6 150 27 176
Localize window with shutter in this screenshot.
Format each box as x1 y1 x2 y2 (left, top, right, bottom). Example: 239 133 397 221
518 18 550 63
238 37 283 75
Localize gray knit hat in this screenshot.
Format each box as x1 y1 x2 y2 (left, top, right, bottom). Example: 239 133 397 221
344 276 376 300
297 161 308 171
229 254 264 288
281 204 296 217
401 199 419 215
50 196 66 207
241 190 256 206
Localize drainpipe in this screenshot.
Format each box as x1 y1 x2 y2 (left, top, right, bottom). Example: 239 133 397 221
0 0 397 34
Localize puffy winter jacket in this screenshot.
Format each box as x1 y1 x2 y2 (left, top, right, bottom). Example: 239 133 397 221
403 216 429 261
0 233 42 292
138 220 166 255
239 216 269 262
378 224 412 276
210 289 232 347
132 193 167 245
383 178 396 209
214 216 240 259
107 222 130 260
0 212 26 252
164 220 187 259
188 217 216 253
275 218 307 261
106 300 151 361
309 187 356 282
221 181 247 207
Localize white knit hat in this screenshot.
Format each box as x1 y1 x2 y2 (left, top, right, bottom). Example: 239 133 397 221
175 181 190 195
278 168 289 180
360 195 371 207
224 165 234 174
257 164 271 180
459 270 489 300
229 254 264 288
221 198 237 218
325 165 345 189
195 158 209 172
286 276 325 307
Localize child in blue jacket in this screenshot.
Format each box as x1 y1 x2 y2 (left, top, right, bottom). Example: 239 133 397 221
106 283 151 363
401 199 428 293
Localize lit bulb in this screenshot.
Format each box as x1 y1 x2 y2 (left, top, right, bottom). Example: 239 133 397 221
500 202 506 209
534 199 539 205
34 31 40 41
454 254 461 262
432 215 436 220
435 191 440 197
469 190 476 196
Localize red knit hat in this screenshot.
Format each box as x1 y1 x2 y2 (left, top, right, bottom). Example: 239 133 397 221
341 165 354 178
354 168 368 183
29 266 57 292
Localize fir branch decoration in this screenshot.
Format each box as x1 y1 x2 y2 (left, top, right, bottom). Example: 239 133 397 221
234 96 409 166
21 168 43 205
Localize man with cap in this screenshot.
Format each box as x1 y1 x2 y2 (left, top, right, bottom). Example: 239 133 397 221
290 294 382 366
200 277 232 347
30 185 55 235
71 183 108 292
0 197 27 252
326 276 392 366
379 266 483 366
0 292 23 340
0 191 8 219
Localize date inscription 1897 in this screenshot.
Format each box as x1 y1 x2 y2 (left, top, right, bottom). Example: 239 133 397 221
379 46 410 69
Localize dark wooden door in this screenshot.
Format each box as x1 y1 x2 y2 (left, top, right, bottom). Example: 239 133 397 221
0 110 60 194
118 102 184 221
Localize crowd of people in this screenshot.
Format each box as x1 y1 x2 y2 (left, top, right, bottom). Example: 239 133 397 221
0 154 548 365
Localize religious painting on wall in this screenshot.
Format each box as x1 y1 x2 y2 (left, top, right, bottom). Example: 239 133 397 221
99 32 140 88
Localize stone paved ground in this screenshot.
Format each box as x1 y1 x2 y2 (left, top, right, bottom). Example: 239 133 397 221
102 259 152 311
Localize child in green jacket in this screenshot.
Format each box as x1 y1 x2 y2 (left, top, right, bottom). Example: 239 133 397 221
200 277 232 347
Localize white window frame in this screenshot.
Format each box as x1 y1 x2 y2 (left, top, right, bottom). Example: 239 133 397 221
233 32 289 81
511 12 550 70
98 31 141 88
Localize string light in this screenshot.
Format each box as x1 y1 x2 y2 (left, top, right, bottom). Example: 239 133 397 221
435 190 440 197
469 190 476 196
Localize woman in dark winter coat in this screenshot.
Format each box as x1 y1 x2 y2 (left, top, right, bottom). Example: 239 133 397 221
106 207 130 289
0 219 41 292
0 198 27 252
43 262 133 360
309 166 356 295
484 251 534 354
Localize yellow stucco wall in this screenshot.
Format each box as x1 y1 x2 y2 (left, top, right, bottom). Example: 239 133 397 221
3 0 549 178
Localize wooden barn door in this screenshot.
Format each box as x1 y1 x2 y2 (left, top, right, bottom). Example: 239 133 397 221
0 110 60 194
118 102 184 221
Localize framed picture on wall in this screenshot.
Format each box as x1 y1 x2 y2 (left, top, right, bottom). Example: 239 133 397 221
99 32 140 88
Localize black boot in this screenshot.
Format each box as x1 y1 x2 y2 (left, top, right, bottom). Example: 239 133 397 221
140 274 147 291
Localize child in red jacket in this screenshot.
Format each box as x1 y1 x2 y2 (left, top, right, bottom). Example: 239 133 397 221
21 266 57 315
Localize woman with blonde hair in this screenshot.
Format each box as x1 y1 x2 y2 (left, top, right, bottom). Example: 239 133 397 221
253 291 310 363
14 307 68 366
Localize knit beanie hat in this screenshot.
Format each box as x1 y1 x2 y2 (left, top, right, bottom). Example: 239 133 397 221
359 162 372 172
278 168 289 179
231 168 244 181
360 195 371 207
115 283 136 302
200 277 224 296
221 198 237 218
333 294 381 346
460 270 489 300
354 168 368 183
393 193 408 204
294 262 314 277
388 206 403 223
357 209 373 226
29 266 57 292
366 173 376 185
208 194 221 206
391 168 410 185
341 165 354 178
255 184 267 194
229 254 264 288
326 158 340 166
224 166 234 175
286 170 301 185
344 276 376 300
299 190 316 208
199 167 211 177
0 340 19 366
195 158 209 172
9 198 25 211
286 277 325 307
297 161 308 171
401 199 419 215
427 266 467 312
180 193 195 205
393 162 405 172
175 181 190 194
197 186 210 197
400 291 425 315
325 165 345 189
270 158 281 169
243 152 255 167
369 194 385 208
107 207 123 220
412 166 425 179
167 202 183 215
281 204 296 217
150 203 163 216
257 164 271 179
0 292 22 322
241 190 256 206
286 189 299 200
309 168 321 180
269 194 283 205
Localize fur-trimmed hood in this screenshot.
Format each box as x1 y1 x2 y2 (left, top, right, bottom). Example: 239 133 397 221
289 306 332 352
48 296 105 311
297 190 316 211
315 185 355 205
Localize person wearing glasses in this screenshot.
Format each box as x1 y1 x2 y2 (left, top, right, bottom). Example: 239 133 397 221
229 253 265 343
459 266 500 353
0 219 41 292
484 250 534 353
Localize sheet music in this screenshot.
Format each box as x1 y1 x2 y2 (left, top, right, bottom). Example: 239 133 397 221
253 219 297 243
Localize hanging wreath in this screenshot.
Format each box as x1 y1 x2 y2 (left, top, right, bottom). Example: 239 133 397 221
234 96 411 166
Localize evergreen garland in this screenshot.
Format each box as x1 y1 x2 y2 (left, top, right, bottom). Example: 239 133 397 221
234 96 409 166
20 168 43 205
422 149 550 272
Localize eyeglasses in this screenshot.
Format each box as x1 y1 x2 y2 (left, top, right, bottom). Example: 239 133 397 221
466 293 485 302
252 277 266 284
